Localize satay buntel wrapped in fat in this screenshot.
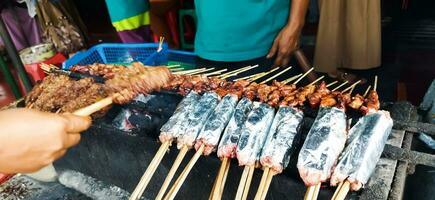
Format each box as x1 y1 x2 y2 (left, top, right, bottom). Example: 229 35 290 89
260 106 304 173
159 91 201 142
176 92 220 149
217 98 254 158
237 102 275 166
330 90 392 191
194 94 239 155
297 102 347 186
330 110 393 191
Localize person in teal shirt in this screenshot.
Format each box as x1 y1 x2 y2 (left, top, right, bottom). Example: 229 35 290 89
195 0 309 71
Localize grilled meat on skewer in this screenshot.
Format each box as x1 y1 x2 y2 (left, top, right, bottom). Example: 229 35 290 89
260 106 304 173
330 110 393 191
236 102 275 166
297 104 348 186
195 94 238 155
217 98 254 158
159 91 201 142
176 92 220 149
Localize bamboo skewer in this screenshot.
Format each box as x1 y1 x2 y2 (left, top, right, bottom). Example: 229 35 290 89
259 66 292 84
203 69 228 77
304 183 321 200
220 65 259 79
259 170 276 200
211 157 229 200
281 73 303 85
169 68 185 72
235 166 250 200
241 165 255 200
331 81 348 92
293 67 315 85
341 80 362 94
363 85 372 97
155 145 189 200
166 64 181 69
248 67 279 82
254 167 270 200
164 144 206 200
331 180 350 200
218 65 253 78
187 68 217 75
308 75 325 86
326 81 338 88
173 68 207 75
129 140 171 200
374 75 378 91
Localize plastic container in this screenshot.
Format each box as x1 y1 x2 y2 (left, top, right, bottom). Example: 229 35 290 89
63 43 196 70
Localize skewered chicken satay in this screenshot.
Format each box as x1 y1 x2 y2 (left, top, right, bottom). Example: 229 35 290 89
176 92 220 149
194 94 238 155
307 81 331 108
360 90 380 115
297 103 348 187
330 109 393 192
60 83 109 117
348 94 365 110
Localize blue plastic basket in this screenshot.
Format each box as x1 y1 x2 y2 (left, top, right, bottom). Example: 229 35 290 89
63 43 197 69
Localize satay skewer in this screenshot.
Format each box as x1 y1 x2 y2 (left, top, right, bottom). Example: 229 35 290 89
326 81 338 88
363 85 372 97
331 81 349 92
220 65 259 79
259 66 292 84
203 69 228 77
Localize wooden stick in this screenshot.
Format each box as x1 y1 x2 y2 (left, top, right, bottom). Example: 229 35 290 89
374 75 378 92
254 167 270 200
166 64 181 69
259 66 292 84
363 85 372 97
259 170 276 200
331 181 344 200
332 180 350 200
234 72 266 81
241 165 255 200
326 81 338 88
211 157 229 200
155 145 189 200
188 68 217 75
73 97 113 116
129 141 171 200
219 158 230 198
218 65 252 78
170 68 185 72
281 73 303 85
331 81 348 92
304 185 315 200
172 68 206 75
204 69 228 77
249 68 279 82
164 144 205 200
312 183 321 200
308 75 325 86
208 176 218 200
293 67 315 85
220 65 259 79
235 166 250 200
341 80 361 93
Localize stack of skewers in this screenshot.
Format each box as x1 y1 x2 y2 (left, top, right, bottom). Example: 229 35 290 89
27 62 393 200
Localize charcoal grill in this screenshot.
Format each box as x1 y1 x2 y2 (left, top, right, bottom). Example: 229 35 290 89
1 92 435 200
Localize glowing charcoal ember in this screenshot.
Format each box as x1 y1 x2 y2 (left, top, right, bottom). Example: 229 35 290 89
176 92 220 149
260 106 304 173
195 94 238 155
297 107 347 186
217 98 254 158
236 102 275 166
159 91 201 142
331 110 393 191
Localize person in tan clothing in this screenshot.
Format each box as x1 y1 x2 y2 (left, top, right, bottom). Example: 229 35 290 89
314 0 381 83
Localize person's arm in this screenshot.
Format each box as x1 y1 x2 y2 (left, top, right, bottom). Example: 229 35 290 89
0 108 91 173
267 0 310 67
